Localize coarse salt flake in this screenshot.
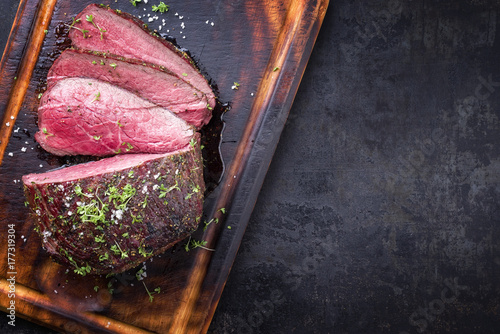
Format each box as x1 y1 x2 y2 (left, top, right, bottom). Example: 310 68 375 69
5 122 10 127
8 152 13 156
21 147 27 152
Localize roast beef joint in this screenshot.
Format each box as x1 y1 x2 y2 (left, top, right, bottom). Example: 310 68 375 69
22 4 216 275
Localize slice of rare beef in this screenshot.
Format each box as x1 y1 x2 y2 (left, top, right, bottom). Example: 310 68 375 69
36 77 194 156
22 140 204 274
47 49 212 129
69 4 216 112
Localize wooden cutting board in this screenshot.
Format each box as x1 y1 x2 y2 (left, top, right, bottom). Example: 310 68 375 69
0 0 329 332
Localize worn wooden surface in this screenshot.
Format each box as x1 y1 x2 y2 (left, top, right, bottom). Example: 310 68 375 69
0 0 328 332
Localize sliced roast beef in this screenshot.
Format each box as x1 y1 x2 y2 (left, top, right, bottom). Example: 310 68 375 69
47 49 212 129
22 140 204 274
68 4 216 113
36 77 194 156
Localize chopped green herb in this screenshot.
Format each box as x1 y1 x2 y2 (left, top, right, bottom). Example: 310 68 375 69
74 263 92 276
95 235 106 243
86 14 106 40
152 2 169 13
142 281 155 302
135 268 145 280
110 63 117 69
106 184 136 210
68 17 81 30
111 241 128 259
185 236 214 252
182 73 188 77
138 246 151 257
122 142 134 152
38 93 43 99
273 66 280 72
44 29 48 35
92 91 101 102
42 128 54 138
141 195 148 208
93 135 102 140
203 217 219 231
117 120 124 127
99 252 109 261
131 213 143 224
130 0 142 6
159 181 179 198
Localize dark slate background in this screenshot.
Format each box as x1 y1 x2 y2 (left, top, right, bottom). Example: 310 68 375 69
1 0 499 333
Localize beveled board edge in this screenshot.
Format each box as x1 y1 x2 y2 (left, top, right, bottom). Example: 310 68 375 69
0 0 57 165
197 0 330 332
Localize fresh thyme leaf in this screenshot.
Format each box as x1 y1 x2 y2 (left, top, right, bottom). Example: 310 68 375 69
152 2 169 13
92 91 101 102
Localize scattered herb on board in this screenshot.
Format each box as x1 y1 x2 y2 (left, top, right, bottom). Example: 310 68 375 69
130 0 142 6
142 281 161 302
184 236 214 252
152 2 169 13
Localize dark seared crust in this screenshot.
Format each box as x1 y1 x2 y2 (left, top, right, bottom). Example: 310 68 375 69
23 142 204 275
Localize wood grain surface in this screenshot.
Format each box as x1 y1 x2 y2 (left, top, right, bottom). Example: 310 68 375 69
0 0 328 332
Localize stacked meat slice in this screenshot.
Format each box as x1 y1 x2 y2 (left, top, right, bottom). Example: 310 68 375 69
22 4 214 275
